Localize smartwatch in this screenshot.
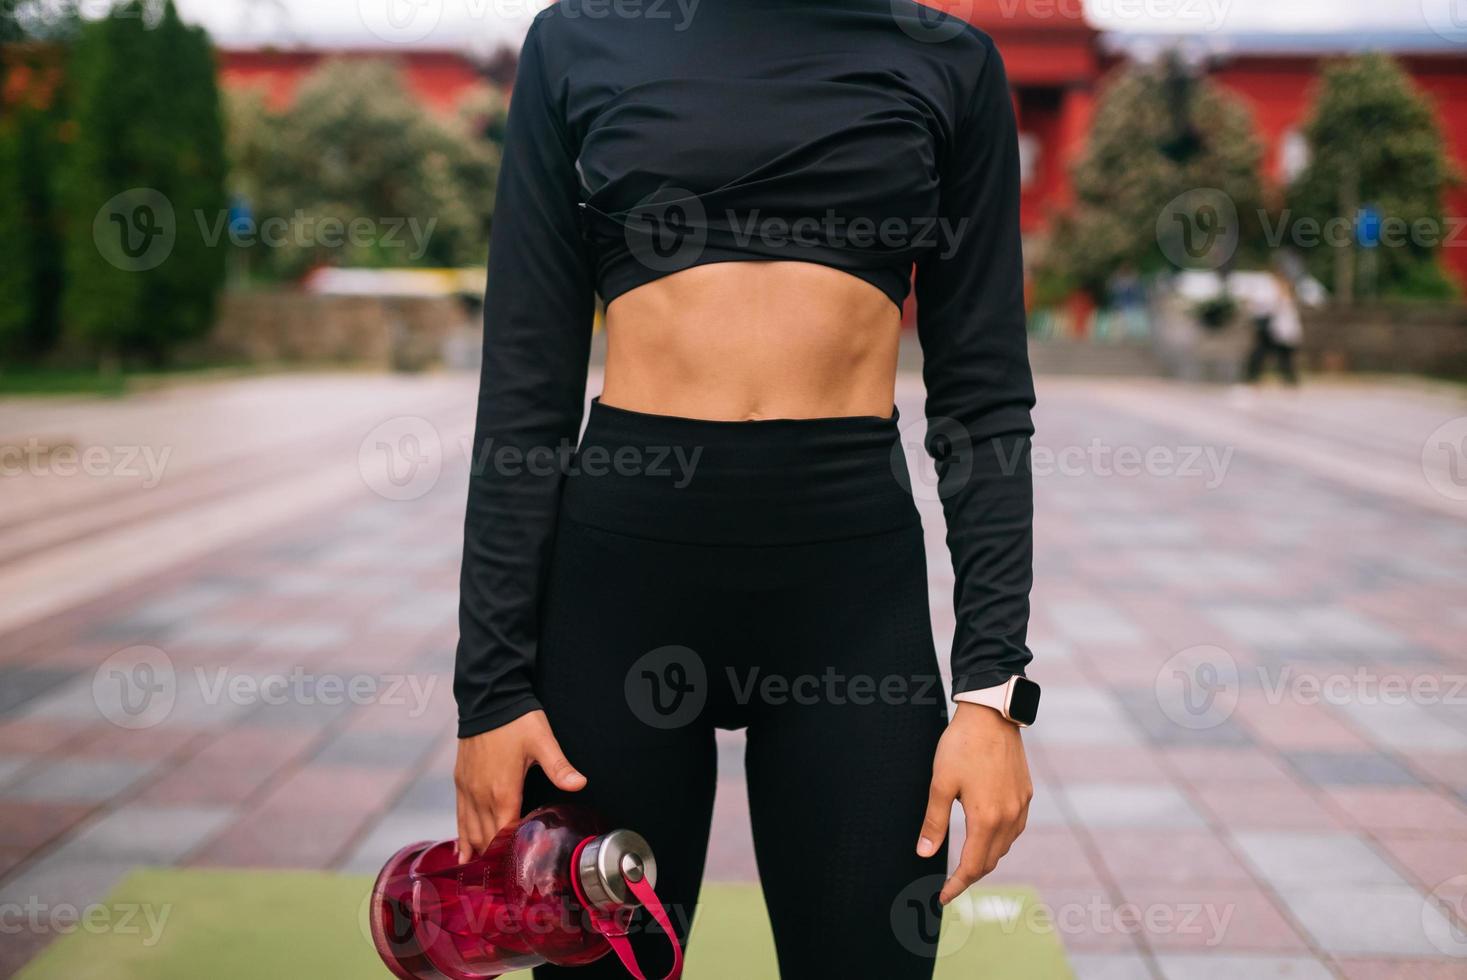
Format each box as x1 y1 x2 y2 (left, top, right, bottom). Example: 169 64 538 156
953 676 1041 727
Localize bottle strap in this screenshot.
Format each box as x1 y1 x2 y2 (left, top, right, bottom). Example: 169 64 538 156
600 875 683 980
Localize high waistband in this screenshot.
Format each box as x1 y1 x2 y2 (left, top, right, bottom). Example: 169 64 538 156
561 398 920 547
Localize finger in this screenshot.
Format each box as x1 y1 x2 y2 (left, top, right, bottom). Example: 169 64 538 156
533 734 587 792
941 807 995 905
917 779 957 858
457 791 484 864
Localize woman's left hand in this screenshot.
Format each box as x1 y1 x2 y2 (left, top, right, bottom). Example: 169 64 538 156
917 701 1033 904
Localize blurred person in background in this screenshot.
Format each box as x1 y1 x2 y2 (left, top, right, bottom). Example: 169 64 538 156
451 1 1038 975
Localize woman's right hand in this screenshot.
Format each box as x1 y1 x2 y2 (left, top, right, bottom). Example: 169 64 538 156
455 709 587 863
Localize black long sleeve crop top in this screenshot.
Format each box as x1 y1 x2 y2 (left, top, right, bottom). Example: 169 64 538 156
454 0 1036 738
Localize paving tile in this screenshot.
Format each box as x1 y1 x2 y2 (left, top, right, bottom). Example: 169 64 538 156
1119 883 1307 952
1408 752 1467 788
1114 689 1254 747
1037 884 1146 953
189 807 365 869
1068 952 1155 979
1064 784 1208 830
1048 600 1145 646
0 758 158 804
1091 830 1253 886
1231 831 1407 887
66 803 237 864
1374 837 1467 892
136 760 280 806
987 827 1105 887
307 728 439 768
1034 745 1173 785
0 846 136 910
1334 700 1467 754
337 811 454 875
0 668 82 718
0 801 94 849
1283 751 1422 787
1277 883 1467 956
252 764 406 816
1191 782 1347 832
1155 954 1333 979
389 771 454 815
1324 788 1467 836
1334 958 1467 979
1163 746 1298 787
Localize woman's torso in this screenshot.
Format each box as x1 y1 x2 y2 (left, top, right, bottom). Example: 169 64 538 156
535 0 988 419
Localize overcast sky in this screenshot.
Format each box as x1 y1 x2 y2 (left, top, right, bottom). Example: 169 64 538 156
172 0 1455 50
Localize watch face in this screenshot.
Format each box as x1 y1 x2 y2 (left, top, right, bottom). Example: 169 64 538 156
1008 678 1041 726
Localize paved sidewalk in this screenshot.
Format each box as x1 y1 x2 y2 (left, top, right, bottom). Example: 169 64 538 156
1 372 1465 978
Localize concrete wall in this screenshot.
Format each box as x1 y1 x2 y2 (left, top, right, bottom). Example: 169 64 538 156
197 291 474 371
1300 303 1467 377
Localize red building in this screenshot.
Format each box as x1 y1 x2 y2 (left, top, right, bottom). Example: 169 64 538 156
218 48 486 114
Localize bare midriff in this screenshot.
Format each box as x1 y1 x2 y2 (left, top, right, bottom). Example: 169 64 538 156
601 261 902 421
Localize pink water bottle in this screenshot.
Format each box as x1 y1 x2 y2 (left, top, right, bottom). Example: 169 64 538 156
370 804 682 980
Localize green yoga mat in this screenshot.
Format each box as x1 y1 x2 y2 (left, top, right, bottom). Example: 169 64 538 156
17 869 1074 979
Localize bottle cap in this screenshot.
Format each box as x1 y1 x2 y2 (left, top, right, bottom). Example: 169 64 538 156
577 829 658 911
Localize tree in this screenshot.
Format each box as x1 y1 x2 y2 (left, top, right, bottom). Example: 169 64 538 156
1032 53 1267 304
1287 53 1457 302
60 0 227 366
227 59 499 280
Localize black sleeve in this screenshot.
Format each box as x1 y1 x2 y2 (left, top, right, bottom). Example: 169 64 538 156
913 39 1036 698
454 17 597 739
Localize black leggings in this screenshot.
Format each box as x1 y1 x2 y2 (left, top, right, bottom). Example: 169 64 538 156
523 399 950 979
